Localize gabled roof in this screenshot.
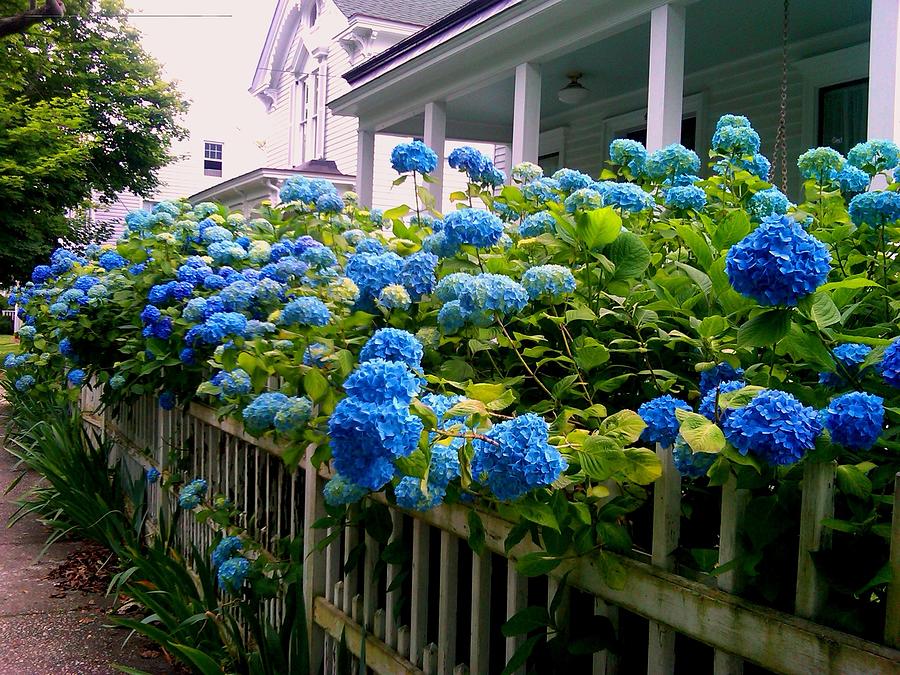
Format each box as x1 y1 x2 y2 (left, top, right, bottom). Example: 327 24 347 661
331 0 471 26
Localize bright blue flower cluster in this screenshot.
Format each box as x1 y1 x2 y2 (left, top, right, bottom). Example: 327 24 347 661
323 473 369 506
67 368 86 386
609 138 648 176
646 144 701 180
711 123 761 156
448 146 504 185
672 436 716 479
146 467 160 484
273 396 313 434
211 535 243 569
158 391 176 410
747 187 790 221
212 369 252 398
359 328 423 370
441 209 503 249
521 265 576 301
519 211 555 237
280 296 331 327
797 147 844 182
722 390 821 465
471 414 566 501
186 312 248 345
279 175 339 204
823 391 884 450
178 478 208 509
242 392 290 434
14 375 35 392
522 177 560 203
881 339 900 388
343 359 421 404
740 153 772 180
552 168 593 193
316 192 345 214
217 556 250 593
398 251 437 300
846 139 900 175
819 342 872 386
835 165 869 195
638 395 692 446
725 215 831 306
664 185 706 211
346 251 404 309
394 476 443 511
698 379 746 422
848 190 900 226
457 273 529 321
390 140 438 175
600 182 654 213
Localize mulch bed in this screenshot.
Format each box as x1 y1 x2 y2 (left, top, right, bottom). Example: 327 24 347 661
46 541 117 595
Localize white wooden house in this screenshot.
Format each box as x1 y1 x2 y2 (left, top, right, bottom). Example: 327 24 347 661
327 0 899 204
249 0 497 212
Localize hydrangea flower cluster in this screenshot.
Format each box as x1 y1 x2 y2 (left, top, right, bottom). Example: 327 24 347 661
600 182 654 213
440 209 503 250
390 140 438 175
359 328 424 370
722 390 821 465
881 339 900 388
217 556 250 594
645 144 701 180
747 187 790 222
698 379 746 422
471 414 566 501
280 296 331 327
846 139 900 175
447 146 505 186
519 211 556 237
609 138 648 176
823 392 884 451
672 436 716 479
711 122 761 156
511 162 543 184
818 343 872 386
323 473 370 506
638 395 692 447
848 190 900 227
564 188 603 213
552 168 593 193
178 478 208 509
797 147 844 182
725 214 831 306
664 185 706 211
521 265 576 301
211 535 243 569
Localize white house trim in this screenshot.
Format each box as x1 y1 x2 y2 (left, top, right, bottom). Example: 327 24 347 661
512 62 541 166
868 0 900 142
424 101 447 205
645 3 686 151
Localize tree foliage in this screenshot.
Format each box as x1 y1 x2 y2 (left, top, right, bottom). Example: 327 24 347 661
0 0 187 282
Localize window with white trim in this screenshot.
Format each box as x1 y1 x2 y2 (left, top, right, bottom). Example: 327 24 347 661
204 141 223 177
296 69 322 164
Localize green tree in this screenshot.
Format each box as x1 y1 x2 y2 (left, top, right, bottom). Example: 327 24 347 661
0 0 187 283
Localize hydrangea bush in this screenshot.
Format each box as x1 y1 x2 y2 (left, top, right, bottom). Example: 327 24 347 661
3 120 898 631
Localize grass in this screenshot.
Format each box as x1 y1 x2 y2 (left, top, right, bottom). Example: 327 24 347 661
0 335 18 353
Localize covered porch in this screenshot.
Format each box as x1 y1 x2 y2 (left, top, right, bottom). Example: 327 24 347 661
330 0 899 205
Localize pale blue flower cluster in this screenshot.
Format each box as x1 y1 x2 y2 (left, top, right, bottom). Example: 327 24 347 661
279 176 339 205
846 139 900 175
178 478 208 509
601 182 654 212
390 140 438 175
212 369 252 398
564 188 603 213
835 165 870 195
448 146 504 185
638 395 692 447
797 147 844 182
747 187 791 221
521 265 576 301
664 185 706 211
323 473 369 506
848 190 900 227
441 209 504 249
280 296 331 327
646 144 700 180
609 138 648 176
471 414 566 501
725 215 830 306
217 556 250 593
711 122 761 156
552 168 593 193
721 390 821 465
519 211 555 237
211 535 243 569
522 177 560 203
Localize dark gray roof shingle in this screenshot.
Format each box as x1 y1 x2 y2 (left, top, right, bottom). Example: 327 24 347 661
331 0 471 26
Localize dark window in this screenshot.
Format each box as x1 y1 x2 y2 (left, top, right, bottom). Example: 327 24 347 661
204 141 223 177
624 116 697 151
538 152 561 175
818 78 868 156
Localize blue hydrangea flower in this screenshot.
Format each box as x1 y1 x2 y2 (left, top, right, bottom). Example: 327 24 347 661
471 414 567 501
880 338 900 388
511 162 544 184
328 397 424 489
664 185 706 211
146 467 160 484
140 305 161 326
698 379 746 422
564 188 603 213
217 556 250 593
158 391 176 410
819 342 872 386
59 337 77 358
376 284 412 312
725 215 831 306
721 390 821 465
390 140 438 175
323 473 369 506
400 251 438 299
346 251 404 308
360 328 423 369
31 265 53 283
711 124 761 156
602 182 655 213
747 187 791 221
797 147 844 182
316 192 345 214
846 139 900 175
279 176 337 204
552 168 593 193
244 320 277 338
17 325 36 341
72 275 100 292
457 273 529 319
394 476 445 511
740 153 772 180
448 146 492 183
343 359 421 405
188 312 248 345
211 536 243 569
638 395 692 446
280 297 331 327
522 178 560 203
178 478 208 509
521 265 576 301
355 238 385 255
672 435 716 479
435 274 478 303
519 211 555 237
646 144 701 180
109 374 126 390
848 190 900 227
442 209 503 249
437 300 465 334
201 225 233 243
302 342 329 367
699 362 745 396
243 392 291 434
212 369 252 397
14 375 35 392
609 138 647 176
835 165 870 195
273 396 313 434
67 369 86 386
299 245 338 270
208 241 248 265
823 391 884 450
716 114 752 131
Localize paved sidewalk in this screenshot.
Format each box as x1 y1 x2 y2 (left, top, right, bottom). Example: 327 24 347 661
0 403 173 675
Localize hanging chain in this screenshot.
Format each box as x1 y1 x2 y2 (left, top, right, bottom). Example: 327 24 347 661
771 0 789 193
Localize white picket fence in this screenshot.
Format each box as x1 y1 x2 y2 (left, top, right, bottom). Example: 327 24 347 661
78 384 900 675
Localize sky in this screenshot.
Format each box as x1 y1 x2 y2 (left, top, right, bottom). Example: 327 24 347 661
126 0 279 196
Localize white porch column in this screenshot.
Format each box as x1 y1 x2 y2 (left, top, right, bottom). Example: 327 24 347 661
356 126 375 208
423 100 447 208
867 0 900 141
511 62 541 166
646 3 686 151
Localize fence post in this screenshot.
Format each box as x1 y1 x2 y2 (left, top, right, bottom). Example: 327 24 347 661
505 561 527 675
648 443 681 674
713 472 750 675
410 519 431 666
303 444 327 673
470 550 492 675
795 461 836 619
885 473 900 648
438 530 459 674
385 512 404 649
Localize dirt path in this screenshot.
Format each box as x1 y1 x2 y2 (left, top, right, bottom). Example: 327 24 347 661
0 402 174 675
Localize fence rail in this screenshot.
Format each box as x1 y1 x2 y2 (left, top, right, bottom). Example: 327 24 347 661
79 386 900 675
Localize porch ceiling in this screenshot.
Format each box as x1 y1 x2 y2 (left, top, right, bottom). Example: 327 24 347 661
376 0 870 141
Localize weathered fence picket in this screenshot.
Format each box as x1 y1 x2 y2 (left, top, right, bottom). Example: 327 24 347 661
80 391 900 675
